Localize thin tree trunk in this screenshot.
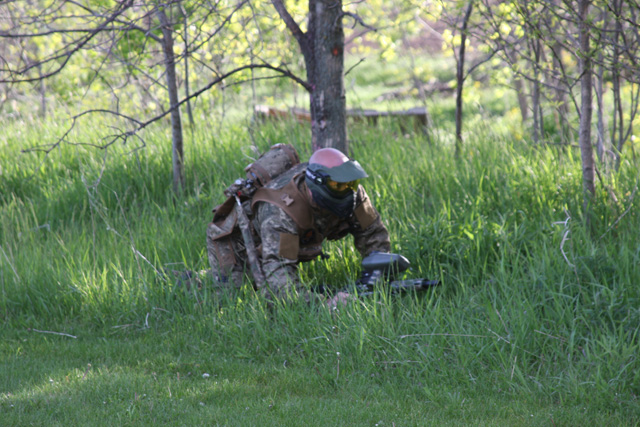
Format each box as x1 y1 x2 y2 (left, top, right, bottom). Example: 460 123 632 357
578 0 595 207
595 61 607 164
181 4 195 129
455 1 473 157
612 0 624 170
504 43 528 124
157 8 185 193
271 0 347 154
547 0 570 143
595 2 608 164
402 29 431 140
38 63 46 118
513 77 529 123
521 0 542 144
531 38 542 144
310 0 347 153
612 68 621 167
530 76 540 144
551 41 569 142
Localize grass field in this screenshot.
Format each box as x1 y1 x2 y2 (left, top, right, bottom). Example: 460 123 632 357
2 99 640 425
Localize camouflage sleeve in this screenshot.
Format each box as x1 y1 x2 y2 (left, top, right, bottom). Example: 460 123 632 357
351 186 391 256
255 201 321 303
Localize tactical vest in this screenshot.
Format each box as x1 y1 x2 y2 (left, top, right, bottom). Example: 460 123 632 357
250 162 380 262
251 164 325 261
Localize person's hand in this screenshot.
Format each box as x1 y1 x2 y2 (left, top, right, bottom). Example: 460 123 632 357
325 291 352 309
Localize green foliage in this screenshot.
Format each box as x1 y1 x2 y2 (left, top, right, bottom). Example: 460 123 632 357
2 108 640 423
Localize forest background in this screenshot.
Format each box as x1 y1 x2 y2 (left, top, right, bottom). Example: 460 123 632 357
1 0 640 425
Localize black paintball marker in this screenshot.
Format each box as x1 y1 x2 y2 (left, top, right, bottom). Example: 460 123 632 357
351 252 440 297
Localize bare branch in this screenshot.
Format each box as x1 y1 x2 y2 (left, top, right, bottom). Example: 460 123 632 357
270 0 311 59
29 328 77 339
0 0 135 83
22 63 310 158
339 11 376 31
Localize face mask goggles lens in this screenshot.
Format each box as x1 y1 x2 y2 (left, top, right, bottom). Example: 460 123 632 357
306 168 359 197
326 179 359 196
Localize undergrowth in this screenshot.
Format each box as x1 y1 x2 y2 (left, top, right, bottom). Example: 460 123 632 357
1 113 639 423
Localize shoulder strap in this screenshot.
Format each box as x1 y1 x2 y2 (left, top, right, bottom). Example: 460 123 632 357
251 177 313 230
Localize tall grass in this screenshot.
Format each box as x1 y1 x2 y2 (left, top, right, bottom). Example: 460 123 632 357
1 111 639 421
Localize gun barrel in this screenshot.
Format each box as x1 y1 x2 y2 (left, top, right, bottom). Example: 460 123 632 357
351 278 440 297
389 279 440 293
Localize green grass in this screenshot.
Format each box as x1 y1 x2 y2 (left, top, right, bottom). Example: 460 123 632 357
2 322 633 426
1 106 640 424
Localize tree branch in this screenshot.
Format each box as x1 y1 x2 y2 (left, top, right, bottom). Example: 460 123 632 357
22 63 310 157
339 12 376 31
270 0 311 58
0 0 135 83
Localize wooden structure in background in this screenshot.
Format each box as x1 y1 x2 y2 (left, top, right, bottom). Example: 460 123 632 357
254 105 428 133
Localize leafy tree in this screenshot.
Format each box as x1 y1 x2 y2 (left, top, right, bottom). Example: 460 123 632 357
271 0 357 153
470 0 640 214
0 0 304 192
429 0 496 155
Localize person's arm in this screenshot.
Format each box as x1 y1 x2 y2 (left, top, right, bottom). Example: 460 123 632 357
256 202 322 303
351 186 391 256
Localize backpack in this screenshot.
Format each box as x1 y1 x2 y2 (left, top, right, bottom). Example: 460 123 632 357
223 143 300 200
212 143 300 223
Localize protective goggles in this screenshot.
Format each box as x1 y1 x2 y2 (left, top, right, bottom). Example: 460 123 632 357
306 168 360 196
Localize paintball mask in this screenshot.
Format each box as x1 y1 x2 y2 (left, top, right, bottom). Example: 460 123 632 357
305 160 368 218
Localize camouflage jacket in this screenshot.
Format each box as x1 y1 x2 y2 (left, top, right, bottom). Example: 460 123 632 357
250 163 391 300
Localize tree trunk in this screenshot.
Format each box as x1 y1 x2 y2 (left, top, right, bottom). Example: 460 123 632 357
157 8 185 193
181 3 195 129
612 68 621 166
309 0 346 153
530 38 542 144
595 62 607 164
455 1 473 157
593 6 607 165
547 1 570 143
551 42 570 143
272 0 347 154
513 77 529 123
38 63 46 118
403 29 432 140
578 0 595 207
504 43 528 124
612 0 624 171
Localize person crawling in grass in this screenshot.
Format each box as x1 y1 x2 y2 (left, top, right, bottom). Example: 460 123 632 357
206 145 390 307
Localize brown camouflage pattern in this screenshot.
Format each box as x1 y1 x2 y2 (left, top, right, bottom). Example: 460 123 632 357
206 163 390 302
